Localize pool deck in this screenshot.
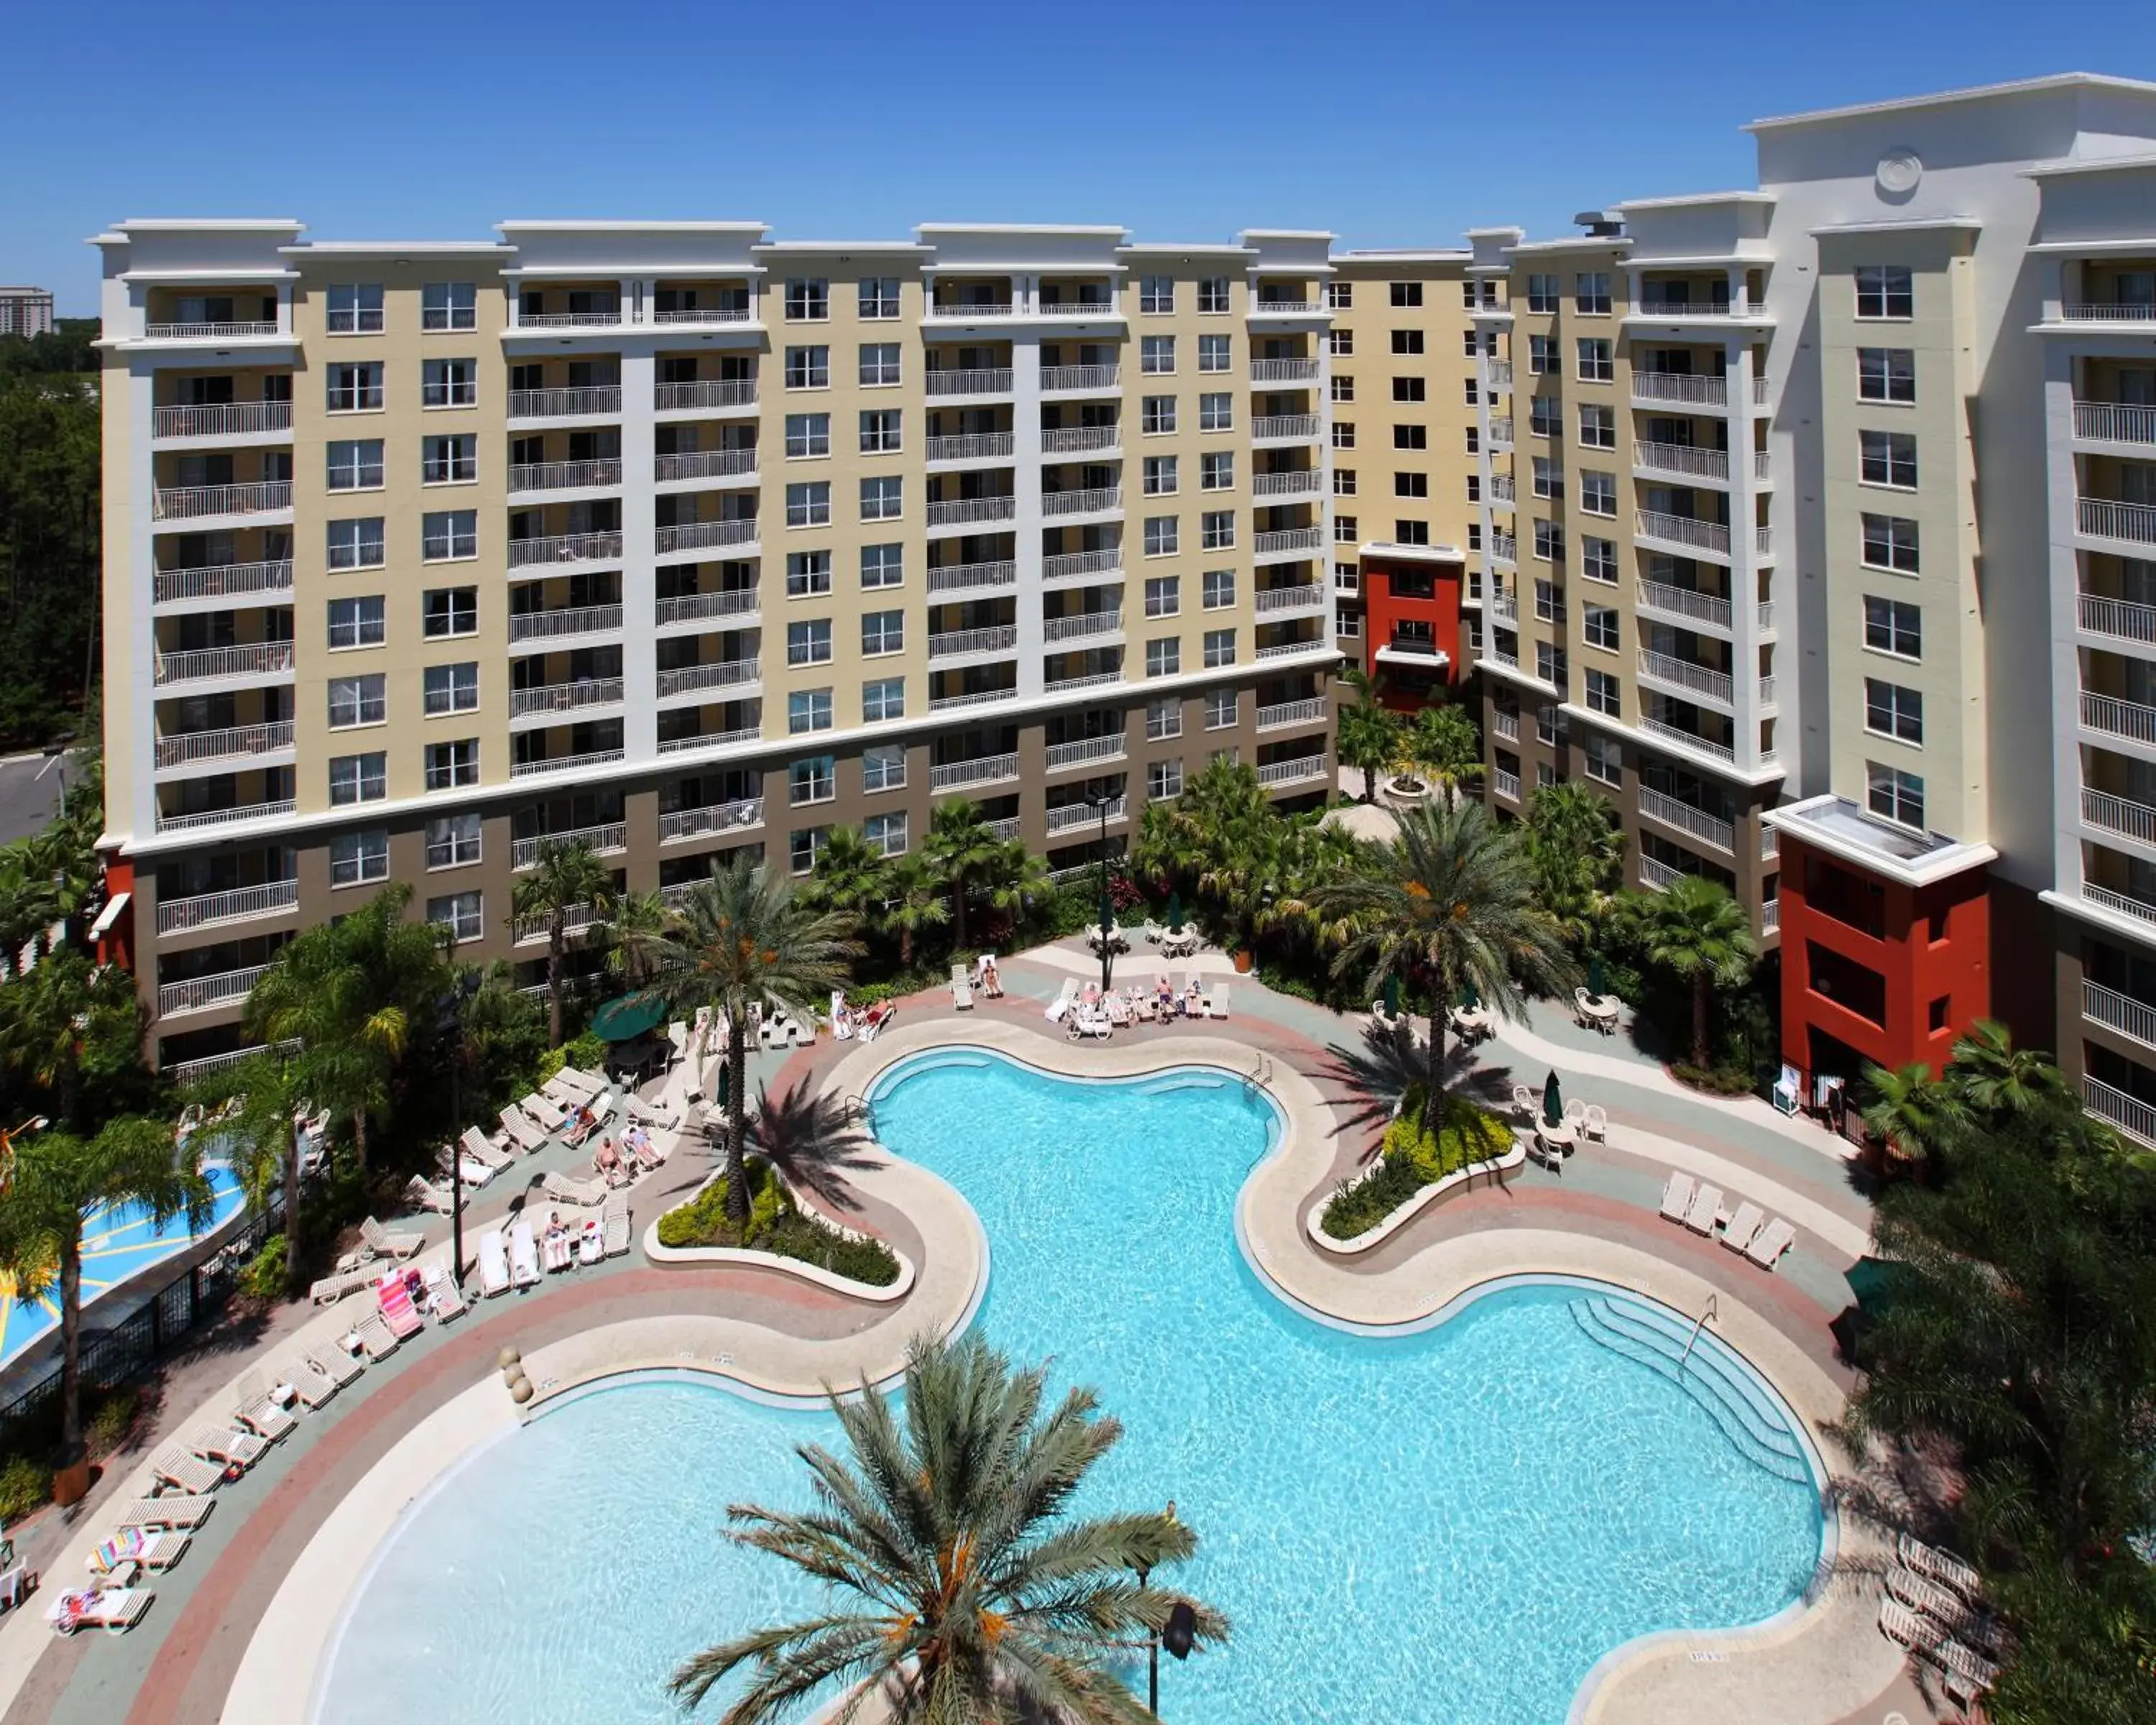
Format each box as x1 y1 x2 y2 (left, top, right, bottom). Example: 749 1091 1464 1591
0 945 1958 1725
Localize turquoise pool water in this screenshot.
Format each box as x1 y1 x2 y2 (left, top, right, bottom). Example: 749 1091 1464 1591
319 1053 1823 1725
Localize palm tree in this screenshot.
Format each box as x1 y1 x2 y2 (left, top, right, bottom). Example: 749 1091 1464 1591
1317 799 1575 1127
187 1050 310 1296
510 840 618 1045
606 889 674 990
800 826 894 926
1524 781 1624 944
671 1332 1226 1724
1947 1018 2073 1118
1406 703 1483 791
1626 876 1756 1070
880 852 950 967
0 1116 211 1466
658 856 861 1227
1858 1061 1963 1166
0 948 143 1128
1335 688 1404 805
980 839 1052 936
923 799 1005 949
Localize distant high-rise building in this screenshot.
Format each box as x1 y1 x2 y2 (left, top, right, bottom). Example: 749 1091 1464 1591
0 286 56 338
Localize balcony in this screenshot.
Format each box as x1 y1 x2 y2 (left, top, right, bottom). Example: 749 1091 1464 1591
1631 372 1728 408
1495 768 1521 802
1636 580 1733 632
929 625 1018 661
155 721 294 770
985 816 1023 841
152 481 292 523
1039 426 1117 456
1043 548 1123 584
1485 359 1514 389
144 320 280 342
1638 787 1734 853
514 307 623 331
930 753 1020 792
1045 796 1127 836
926 432 1018 463
510 529 625 568
510 677 625 719
1633 295 1760 321
1638 650 1733 707
165 1040 300 1085
1250 359 1319 383
1636 510 1731 558
651 305 754 327
1044 669 1122 694
155 879 298 937
1041 486 1120 518
509 459 623 494
1253 414 1321 443
1256 753 1330 788
155 797 296 834
1493 710 1520 741
1761 900 1780 933
653 519 755 556
928 559 1018 596
510 603 623 644
924 368 1014 397
1641 717 1736 765
2088 978 2156 1053
152 401 292 440
153 559 292 607
157 965 268 1018
927 495 1018 529
2082 689 2156 746
512 822 629 870
1039 364 1118 395
653 380 756 413
512 747 626 780
1253 470 1323 498
1255 527 1323 559
2074 401 2156 446
1257 696 1329 731
1046 735 1126 770
1489 419 1516 446
153 641 295 686
510 385 623 419
655 448 757 484
655 658 759 699
2083 786 2156 847
928 298 1018 320
656 727 757 756
2062 303 2156 324
660 798 765 843
1044 610 1123 643
1250 298 1322 316
1637 855 1688 892
2079 497 2156 547
1255 583 1325 615
2084 1074 2156 1149
1489 472 1515 503
514 900 608 944
1036 295 1119 321
1490 533 1518 567
1634 441 1730 482
929 686 1019 712
655 589 758 627
1378 631 1446 661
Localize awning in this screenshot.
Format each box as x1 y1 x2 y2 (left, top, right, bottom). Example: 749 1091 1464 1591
89 893 130 938
589 991 669 1042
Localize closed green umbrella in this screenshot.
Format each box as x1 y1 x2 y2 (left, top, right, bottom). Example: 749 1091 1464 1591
1588 954 1608 998
1460 978 1480 1011
1166 889 1184 931
714 1061 730 1113
1384 975 1401 1016
1542 1070 1564 1128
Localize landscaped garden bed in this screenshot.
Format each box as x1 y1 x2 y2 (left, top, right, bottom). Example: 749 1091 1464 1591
1314 1089 1519 1250
652 1159 903 1289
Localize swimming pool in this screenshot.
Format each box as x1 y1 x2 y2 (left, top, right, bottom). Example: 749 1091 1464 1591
0 1161 247 1368
319 1051 1824 1725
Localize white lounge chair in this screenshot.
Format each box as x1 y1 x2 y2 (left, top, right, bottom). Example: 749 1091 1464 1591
423 1261 468 1322
276 1356 341 1410
47 1586 153 1636
499 1107 548 1154
542 1170 607 1208
1745 1216 1797 1269
88 1527 189 1577
436 1142 496 1187
602 1193 632 1257
361 1215 424 1261
116 1494 214 1532
520 1092 570 1132
460 1126 515 1173
509 1219 541 1289
1203 982 1230 1020
309 1266 372 1306
1659 1169 1697 1223
1879 1596 1933 1652
477 1228 512 1297
1583 1104 1608 1141
1899 1532 1983 1601
149 1447 224 1496
405 1174 455 1215
306 1346 364 1390
231 1369 295 1442
1684 1183 1725 1235
1067 1007 1113 1041
578 1215 604 1266
951 962 974 1010
1720 1202 1766 1256
351 1315 400 1363
1044 977 1079 1022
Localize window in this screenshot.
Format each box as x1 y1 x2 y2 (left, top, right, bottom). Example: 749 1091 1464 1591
1202 569 1235 610
1862 512 1920 573
1337 607 1360 638
326 283 384 334
422 358 476 408
1333 513 1358 542
326 362 383 412
1202 627 1235 668
1199 392 1233 432
1144 576 1180 618
1580 470 1617 516
1860 429 1918 489
859 277 901 319
1146 696 1181 740
328 673 387 729
1199 277 1232 313
423 587 477 638
861 543 903 589
1332 375 1354 402
1532 456 1563 500
327 595 385 650
1526 274 1560 313
864 811 908 857
1392 424 1428 452
1146 636 1180 676
1575 272 1612 315
1148 758 1184 800
860 476 903 521
786 551 831 597
1463 329 1480 357
1198 334 1231 372
1327 328 1353 357
1583 604 1620 650
859 409 902 454
1141 275 1174 314
425 811 481 870
427 891 483 944
787 619 833 666
1466 475 1480 503
1582 536 1618 583
788 689 833 735
862 743 906 791
422 510 477 561
783 346 830 389
1204 688 1238 730
862 677 905 722
422 435 476 484
1464 380 1480 407
1536 641 1567 694
1395 520 1429 545
1864 595 1922 658
1393 472 1428 498
1389 281 1424 308
1868 761 1925 828
329 752 386 805
789 755 835 805
1530 397 1561 438
785 413 831 459
1585 667 1621 716
784 278 829 321
1143 455 1179 497
1141 395 1177 435
423 661 479 716
1144 515 1179 557
1866 678 1924 744
1578 403 1616 449
327 439 384 490
1201 510 1235 550
1585 732 1621 786
859 343 900 387
1858 347 1916 403
1391 329 1424 356
1141 335 1176 374
1391 377 1426 402
421 282 476 331
1855 264 1915 320
1577 339 1613 382
1332 420 1354 448
786 482 831 528
1534 578 1564 622
861 609 904 656
1335 469 1358 496
425 740 479 791
1200 451 1234 491
1534 519 1565 562
1529 335 1558 375
789 826 829 873
330 828 389 886
328 518 384 570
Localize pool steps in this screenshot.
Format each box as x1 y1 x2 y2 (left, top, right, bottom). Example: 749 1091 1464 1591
1568 1295 1813 1486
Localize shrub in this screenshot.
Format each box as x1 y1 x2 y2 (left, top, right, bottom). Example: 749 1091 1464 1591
87 1389 139 1457
1670 1062 1759 1097
655 1162 900 1287
0 1455 50 1522
1320 1090 1510 1241
237 1234 287 1302
563 1029 607 1072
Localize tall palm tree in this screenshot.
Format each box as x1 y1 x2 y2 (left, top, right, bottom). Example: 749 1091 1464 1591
658 856 861 1227
510 840 618 1045
0 1116 211 1466
881 852 950 967
980 838 1052 937
923 799 1004 949
1406 702 1483 790
671 1332 1226 1724
1627 876 1756 1070
606 889 674 990
0 948 142 1128
1317 799 1575 1126
1524 781 1624 944
1948 1018 2073 1118
1859 1060 1963 1166
1335 689 1404 805
801 826 894 926
187 1050 310 1296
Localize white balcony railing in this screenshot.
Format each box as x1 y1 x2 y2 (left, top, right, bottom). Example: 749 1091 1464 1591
1636 580 1733 632
1754 525 1774 558
1255 528 1323 557
152 559 292 606
1036 296 1118 318
655 588 758 626
1494 768 1521 801
157 965 270 1018
929 299 1018 318
655 658 759 698
1634 441 1730 482
1256 696 1328 732
927 432 1018 462
511 747 626 779
1250 359 1319 382
1045 734 1126 770
1485 359 1514 388
153 641 295 685
1039 426 1116 456
1253 469 1323 497
1637 787 1735 852
1636 510 1731 556
156 878 298 936
1044 610 1122 643
155 721 293 769
1489 419 1516 446
928 686 1018 712
1761 826 1780 861
511 822 629 870
660 798 765 842
1631 372 1728 408
1637 855 1686 893
653 519 755 556
144 320 280 342
510 677 625 719
1039 364 1119 393
1489 472 1516 503
653 380 756 413
510 529 625 568
2080 592 2156 644
510 603 623 643
1641 717 1736 763
1761 901 1781 934
155 799 295 834
2082 689 2156 745
510 385 624 419
2075 401 2156 446
1251 298 1322 315
927 559 1018 594
1043 548 1123 582
1492 710 1520 741
1754 450 1774 480
927 495 1018 528
2083 786 2156 846
1044 670 1123 694
1255 582 1325 614
929 625 1019 660
2084 1074 2156 1149
655 726 758 755
2063 303 2156 323
1638 650 1734 707
924 368 1015 397
1252 413 1321 441
1045 796 1128 835
929 753 1021 792
152 400 292 439
651 306 754 326
985 816 1023 841
1758 600 1777 632
2080 497 2156 546
152 481 292 521
510 458 623 494
1041 487 1121 518
513 900 609 944
2086 978 2156 1050
1490 533 1518 566
515 308 622 329
1636 295 1755 319
655 448 757 483
166 1039 300 1085
1256 753 1330 788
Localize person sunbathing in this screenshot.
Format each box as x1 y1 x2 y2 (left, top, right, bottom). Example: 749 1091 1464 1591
1184 980 1204 1016
595 1137 630 1185
980 960 1002 997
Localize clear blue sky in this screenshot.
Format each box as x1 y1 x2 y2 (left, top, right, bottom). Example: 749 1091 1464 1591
9 0 2155 315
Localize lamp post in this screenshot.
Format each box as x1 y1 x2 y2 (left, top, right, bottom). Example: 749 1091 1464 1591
433 970 480 1285
1088 792 1115 995
1131 1499 1199 1716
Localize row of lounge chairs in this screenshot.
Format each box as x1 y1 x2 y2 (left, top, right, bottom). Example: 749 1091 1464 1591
1879 1533 2001 1706
1658 1170 1797 1269
308 1214 426 1305
474 1193 632 1295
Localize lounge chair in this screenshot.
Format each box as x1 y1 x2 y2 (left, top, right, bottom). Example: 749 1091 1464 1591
433 1144 495 1188
1370 998 1400 1032
1510 1084 1537 1122
542 1170 607 1208
1720 1202 1766 1256
306 1346 364 1390
951 962 974 1010
460 1126 515 1173
277 1356 341 1410
423 1262 468 1322
541 1220 573 1273
404 1174 455 1215
149 1447 224 1497
47 1587 152 1636
1658 1169 1696 1222
1044 977 1079 1022
88 1527 189 1577
542 1073 586 1108
1203 982 1230 1020
1684 1183 1725 1235
1067 1006 1113 1041
477 1228 512 1297
185 1426 267 1471
509 1220 541 1289
1141 919 1162 946
115 1495 214 1532
375 1275 425 1340
1745 1216 1797 1269
1935 1635 2001 1703
1879 1596 1934 1652
352 1314 400 1363
1899 1533 1983 1601
231 1369 296 1442
360 1215 424 1261
578 1215 604 1266
498 1107 548 1154
520 1092 570 1132
562 1065 606 1098
602 1194 632 1257
309 1266 372 1306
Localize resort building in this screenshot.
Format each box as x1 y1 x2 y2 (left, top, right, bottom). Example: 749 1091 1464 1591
0 285 57 339
89 221 1343 1076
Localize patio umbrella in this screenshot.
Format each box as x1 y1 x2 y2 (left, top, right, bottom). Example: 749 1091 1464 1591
1383 975 1401 1016
1542 1070 1565 1128
1460 978 1480 1010
1166 889 1184 931
589 990 668 1042
1588 954 1608 998
714 1061 730 1113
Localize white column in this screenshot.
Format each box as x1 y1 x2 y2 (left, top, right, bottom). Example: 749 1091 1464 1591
126 362 160 844
1726 334 1765 777
2042 312 2086 906
618 344 658 764
1010 327 1046 699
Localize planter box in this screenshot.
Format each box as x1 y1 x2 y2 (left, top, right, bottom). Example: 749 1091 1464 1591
1309 1143 1529 1256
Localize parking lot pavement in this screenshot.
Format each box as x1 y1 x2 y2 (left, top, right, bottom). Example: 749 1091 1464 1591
0 751 68 845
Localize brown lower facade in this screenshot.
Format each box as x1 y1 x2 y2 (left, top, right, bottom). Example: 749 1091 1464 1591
2046 886 2156 1154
